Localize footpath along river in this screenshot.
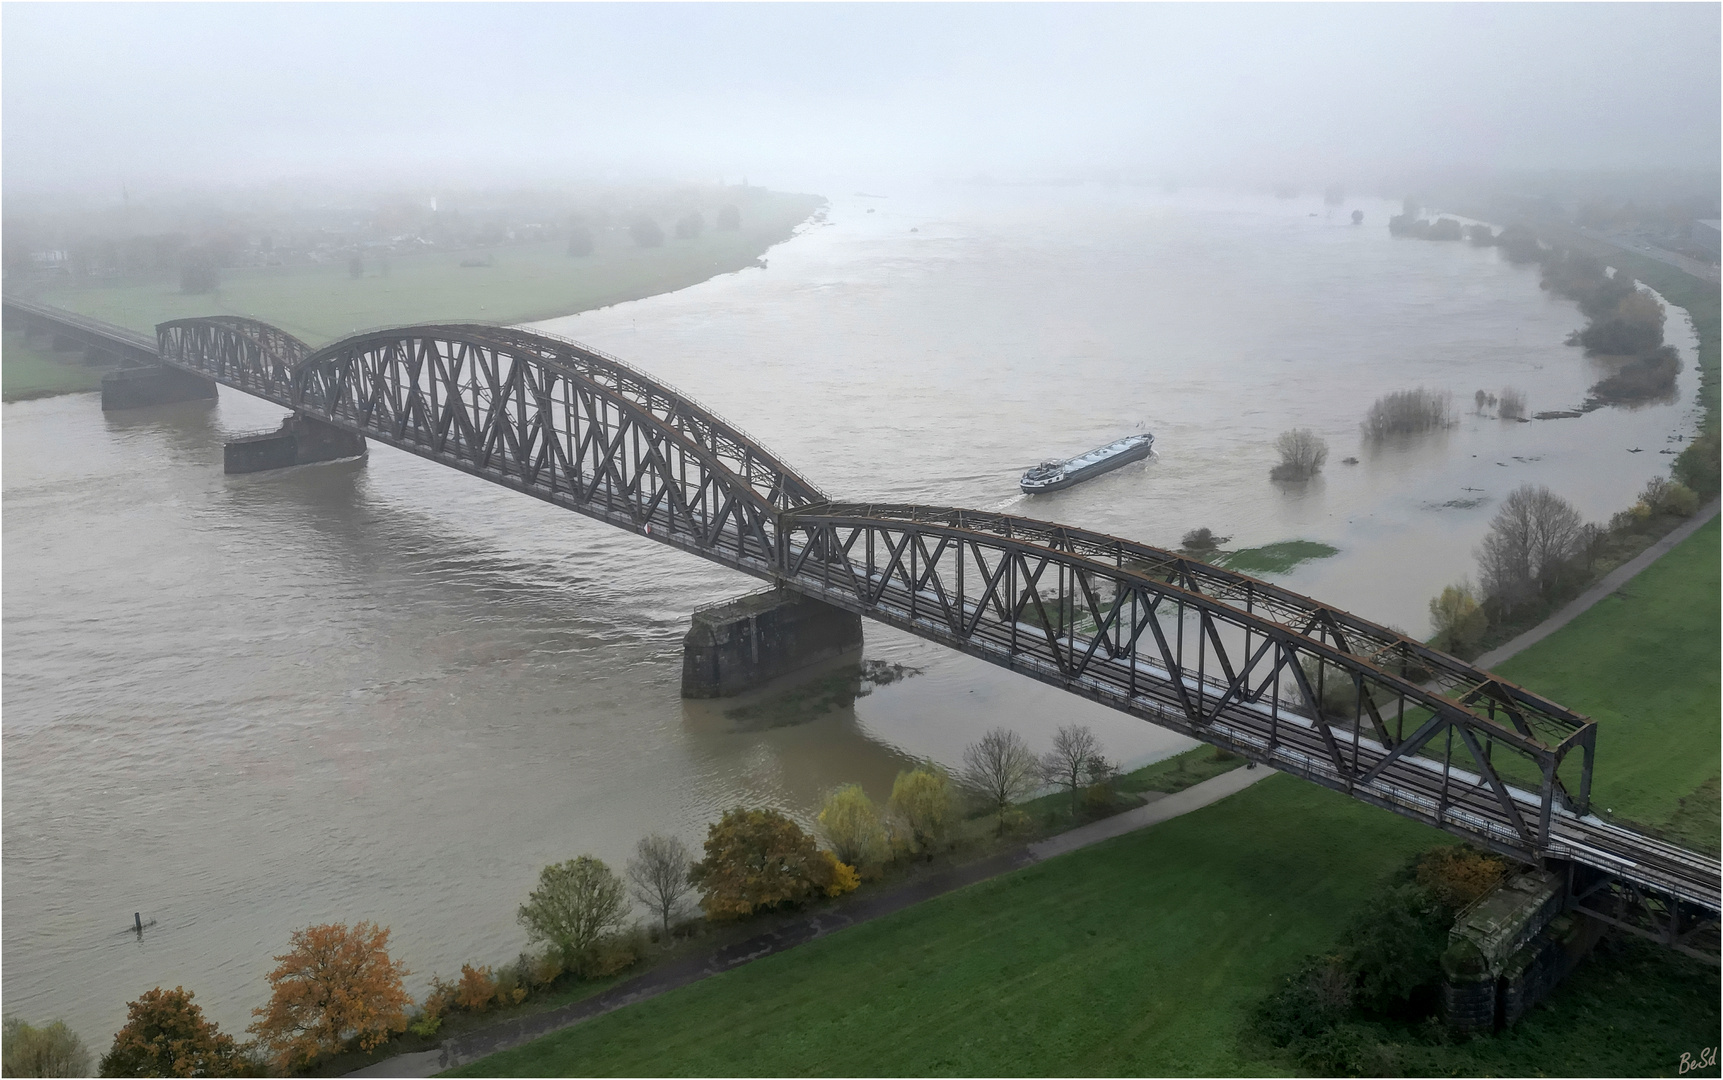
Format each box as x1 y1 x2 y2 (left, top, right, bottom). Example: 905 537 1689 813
1 184 1700 1046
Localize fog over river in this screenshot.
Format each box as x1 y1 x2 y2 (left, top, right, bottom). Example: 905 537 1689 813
2 185 1699 1044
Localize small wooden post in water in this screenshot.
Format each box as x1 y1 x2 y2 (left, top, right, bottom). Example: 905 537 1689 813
134 912 143 934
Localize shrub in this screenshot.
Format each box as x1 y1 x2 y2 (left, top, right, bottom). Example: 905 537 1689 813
1413 846 1507 911
518 856 629 969
1270 428 1328 481
247 922 412 1072
691 808 839 919
1427 581 1487 652
1588 346 1681 405
1361 388 1452 439
100 986 245 1078
525 949 564 989
888 762 954 855
1296 656 1362 720
1339 883 1450 1013
823 852 861 897
817 784 888 868
1179 526 1228 556
1640 476 1701 519
1578 289 1665 355
1673 431 1720 497
1464 223 1496 246
454 964 496 1013
1427 217 1463 241
1254 955 1353 1047
5 1018 92 1078
1497 386 1527 420
1495 224 1543 264
585 928 649 977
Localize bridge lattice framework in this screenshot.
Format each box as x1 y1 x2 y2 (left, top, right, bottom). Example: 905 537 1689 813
4 295 1714 961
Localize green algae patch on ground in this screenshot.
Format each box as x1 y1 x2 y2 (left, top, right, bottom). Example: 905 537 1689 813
1495 516 1720 852
1214 539 1339 576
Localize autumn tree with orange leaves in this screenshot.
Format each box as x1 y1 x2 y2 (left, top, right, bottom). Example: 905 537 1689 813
100 985 250 1077
246 922 411 1071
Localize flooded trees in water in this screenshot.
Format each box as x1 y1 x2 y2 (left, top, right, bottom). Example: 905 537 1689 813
1498 387 1528 420
1361 388 1453 440
1475 485 1584 607
1271 428 1329 481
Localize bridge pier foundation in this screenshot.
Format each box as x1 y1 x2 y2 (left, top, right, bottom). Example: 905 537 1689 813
1441 869 1604 1035
225 414 367 474
681 587 863 698
100 365 219 411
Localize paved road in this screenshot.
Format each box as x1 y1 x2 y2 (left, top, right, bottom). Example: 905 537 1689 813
1476 501 1719 670
1574 227 1721 285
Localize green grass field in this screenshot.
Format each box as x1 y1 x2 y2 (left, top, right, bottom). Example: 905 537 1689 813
2 331 114 401
453 524 1718 1077
29 191 823 346
1495 516 1720 850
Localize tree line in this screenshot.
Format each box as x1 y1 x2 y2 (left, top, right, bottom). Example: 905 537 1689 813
5 723 1123 1077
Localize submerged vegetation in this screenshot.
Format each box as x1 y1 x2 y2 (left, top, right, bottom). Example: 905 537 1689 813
1214 540 1339 576
1270 427 1329 480
1361 387 1453 439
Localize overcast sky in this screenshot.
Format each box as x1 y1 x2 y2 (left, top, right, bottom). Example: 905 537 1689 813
4 2 1718 195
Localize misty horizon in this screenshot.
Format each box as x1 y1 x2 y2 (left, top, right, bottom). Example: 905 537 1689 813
4 2 1719 199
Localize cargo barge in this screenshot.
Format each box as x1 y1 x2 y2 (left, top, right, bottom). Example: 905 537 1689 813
1019 432 1154 493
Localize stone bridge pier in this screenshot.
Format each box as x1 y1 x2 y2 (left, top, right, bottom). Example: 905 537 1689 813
681 588 863 697
224 414 368 474
100 365 219 411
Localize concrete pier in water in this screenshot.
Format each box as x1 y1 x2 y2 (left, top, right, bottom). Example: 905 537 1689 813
225 414 368 474
681 588 863 697
100 365 219 411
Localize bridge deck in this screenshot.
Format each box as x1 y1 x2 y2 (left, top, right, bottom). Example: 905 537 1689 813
8 295 1715 958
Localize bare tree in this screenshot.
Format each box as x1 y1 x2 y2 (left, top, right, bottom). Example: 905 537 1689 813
1039 724 1102 810
625 834 695 939
1498 387 1527 420
962 728 1039 831
1476 485 1583 605
1271 428 1329 481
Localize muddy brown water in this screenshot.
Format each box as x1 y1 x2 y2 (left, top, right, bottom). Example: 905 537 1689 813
2 185 1699 1045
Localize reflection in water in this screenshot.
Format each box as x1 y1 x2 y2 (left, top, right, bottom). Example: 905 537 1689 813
2 186 1699 1046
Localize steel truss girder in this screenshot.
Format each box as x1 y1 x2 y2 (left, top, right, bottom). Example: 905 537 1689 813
135 312 1720 950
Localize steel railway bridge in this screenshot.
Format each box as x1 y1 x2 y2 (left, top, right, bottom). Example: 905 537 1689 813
6 295 1718 962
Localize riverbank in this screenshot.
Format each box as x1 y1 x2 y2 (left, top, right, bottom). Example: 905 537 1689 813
449 518 1719 1076
5 188 823 397
1 330 117 401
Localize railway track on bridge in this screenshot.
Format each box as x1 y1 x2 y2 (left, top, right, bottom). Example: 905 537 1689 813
6 294 1717 961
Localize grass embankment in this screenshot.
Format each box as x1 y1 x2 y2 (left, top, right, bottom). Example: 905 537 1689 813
28 190 824 347
2 330 115 401
1497 517 1720 852
459 778 1718 1077
456 527 1718 1076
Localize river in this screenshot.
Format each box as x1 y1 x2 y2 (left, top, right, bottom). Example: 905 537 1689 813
1 184 1700 1046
